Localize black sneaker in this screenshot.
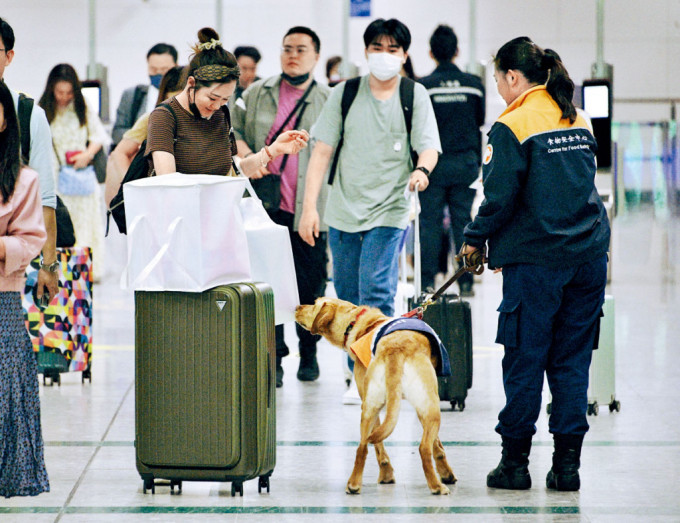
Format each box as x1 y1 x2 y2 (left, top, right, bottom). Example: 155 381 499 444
297 357 320 382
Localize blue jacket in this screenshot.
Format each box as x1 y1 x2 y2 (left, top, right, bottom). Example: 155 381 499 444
464 86 610 269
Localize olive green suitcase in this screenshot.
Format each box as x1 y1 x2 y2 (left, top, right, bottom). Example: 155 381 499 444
134 283 276 496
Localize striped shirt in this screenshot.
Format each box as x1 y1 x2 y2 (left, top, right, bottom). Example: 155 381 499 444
146 97 236 176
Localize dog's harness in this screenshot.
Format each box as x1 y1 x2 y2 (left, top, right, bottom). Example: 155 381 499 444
350 317 452 376
343 307 368 348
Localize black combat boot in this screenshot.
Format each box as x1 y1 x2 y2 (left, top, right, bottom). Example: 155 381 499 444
487 436 532 490
546 434 584 491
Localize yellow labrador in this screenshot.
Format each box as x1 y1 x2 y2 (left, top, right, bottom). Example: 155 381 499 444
295 297 456 495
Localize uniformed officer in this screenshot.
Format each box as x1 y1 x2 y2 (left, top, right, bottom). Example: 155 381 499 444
418 25 485 295
461 37 610 492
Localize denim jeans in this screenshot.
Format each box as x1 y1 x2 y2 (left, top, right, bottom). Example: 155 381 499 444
329 226 403 373
329 226 403 316
494 255 607 439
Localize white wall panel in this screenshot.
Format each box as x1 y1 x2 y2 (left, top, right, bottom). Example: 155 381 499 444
1 0 679 123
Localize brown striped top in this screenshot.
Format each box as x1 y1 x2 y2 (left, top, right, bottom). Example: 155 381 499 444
146 97 236 176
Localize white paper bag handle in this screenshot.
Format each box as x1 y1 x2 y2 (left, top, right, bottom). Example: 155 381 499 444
120 214 149 289
241 176 262 201
121 216 200 290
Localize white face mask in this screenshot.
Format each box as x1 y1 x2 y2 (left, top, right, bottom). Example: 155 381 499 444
367 52 403 81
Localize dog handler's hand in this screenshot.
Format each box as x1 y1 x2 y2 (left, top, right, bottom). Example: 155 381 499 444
408 170 429 192
299 207 320 247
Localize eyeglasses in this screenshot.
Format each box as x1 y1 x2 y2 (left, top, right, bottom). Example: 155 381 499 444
281 46 310 56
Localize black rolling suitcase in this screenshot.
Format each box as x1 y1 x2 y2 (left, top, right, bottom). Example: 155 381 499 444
135 282 276 496
409 294 473 410
408 187 474 411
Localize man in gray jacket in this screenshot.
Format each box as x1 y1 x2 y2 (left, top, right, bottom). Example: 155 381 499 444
232 26 330 387
111 43 177 146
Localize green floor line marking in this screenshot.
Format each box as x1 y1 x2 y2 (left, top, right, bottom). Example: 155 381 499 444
44 440 680 448
1 506 678 516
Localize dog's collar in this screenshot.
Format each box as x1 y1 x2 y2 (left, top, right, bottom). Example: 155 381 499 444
344 308 368 348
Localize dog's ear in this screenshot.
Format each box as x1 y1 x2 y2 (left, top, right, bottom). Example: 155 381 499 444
311 302 335 335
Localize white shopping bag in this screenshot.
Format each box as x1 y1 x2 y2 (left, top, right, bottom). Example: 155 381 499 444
122 173 250 291
240 178 300 324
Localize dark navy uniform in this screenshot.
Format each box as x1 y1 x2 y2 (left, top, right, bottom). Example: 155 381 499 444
464 85 610 440
418 63 485 290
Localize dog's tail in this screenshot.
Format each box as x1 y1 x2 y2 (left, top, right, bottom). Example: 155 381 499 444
367 354 405 444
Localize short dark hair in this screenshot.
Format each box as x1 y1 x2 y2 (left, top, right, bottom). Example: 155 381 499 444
234 46 261 63
147 43 178 63
0 17 15 51
363 18 411 52
284 26 321 54
430 25 458 63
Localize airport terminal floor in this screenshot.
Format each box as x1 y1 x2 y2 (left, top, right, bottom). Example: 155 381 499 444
3 204 679 522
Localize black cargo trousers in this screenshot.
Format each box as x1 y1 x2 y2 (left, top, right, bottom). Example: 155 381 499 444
268 209 328 361
419 158 479 290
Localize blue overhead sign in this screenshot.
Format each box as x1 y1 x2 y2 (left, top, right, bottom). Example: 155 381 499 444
350 0 371 17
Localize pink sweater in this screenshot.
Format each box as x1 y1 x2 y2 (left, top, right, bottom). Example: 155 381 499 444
0 168 47 291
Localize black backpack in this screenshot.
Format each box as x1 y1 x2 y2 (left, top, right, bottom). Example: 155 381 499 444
105 102 178 236
327 76 416 185
17 93 76 247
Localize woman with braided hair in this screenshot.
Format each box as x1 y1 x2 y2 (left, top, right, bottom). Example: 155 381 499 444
461 37 610 492
147 27 308 177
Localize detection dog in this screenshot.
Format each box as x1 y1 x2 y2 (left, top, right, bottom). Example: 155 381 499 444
295 297 456 495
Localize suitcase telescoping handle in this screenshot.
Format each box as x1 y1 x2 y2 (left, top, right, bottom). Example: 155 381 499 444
413 183 422 298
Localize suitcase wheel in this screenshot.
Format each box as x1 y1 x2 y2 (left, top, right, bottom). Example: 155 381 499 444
82 368 92 384
170 480 182 495
142 477 155 494
42 371 61 387
587 402 599 416
258 475 271 494
609 399 621 412
231 481 243 497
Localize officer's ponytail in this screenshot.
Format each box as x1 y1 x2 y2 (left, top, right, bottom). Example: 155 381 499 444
542 48 576 123
494 37 576 123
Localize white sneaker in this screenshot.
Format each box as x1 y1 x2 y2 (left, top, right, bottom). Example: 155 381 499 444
343 379 361 405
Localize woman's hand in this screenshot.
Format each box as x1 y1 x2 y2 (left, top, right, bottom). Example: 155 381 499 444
270 130 310 157
72 152 92 170
249 164 271 179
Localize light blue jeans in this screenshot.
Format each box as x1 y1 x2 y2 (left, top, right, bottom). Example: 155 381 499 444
329 226 403 372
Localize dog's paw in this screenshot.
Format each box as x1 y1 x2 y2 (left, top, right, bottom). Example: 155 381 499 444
441 474 457 485
378 476 395 485
345 483 362 495
431 484 450 495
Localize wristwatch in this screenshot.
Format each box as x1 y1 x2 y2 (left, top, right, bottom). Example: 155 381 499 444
40 260 60 273
415 166 430 177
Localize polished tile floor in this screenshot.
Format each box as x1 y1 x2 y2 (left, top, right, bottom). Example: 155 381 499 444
3 207 679 522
